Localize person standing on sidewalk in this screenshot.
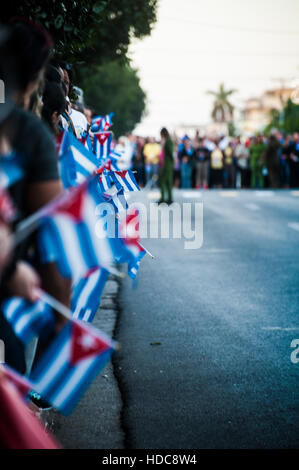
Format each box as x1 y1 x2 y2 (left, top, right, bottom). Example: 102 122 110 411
158 127 174 204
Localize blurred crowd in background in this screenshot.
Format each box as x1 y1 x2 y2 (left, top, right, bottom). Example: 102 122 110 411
126 131 299 190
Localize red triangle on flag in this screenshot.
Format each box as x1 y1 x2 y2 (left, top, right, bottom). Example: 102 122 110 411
55 185 85 222
95 166 104 175
115 171 127 179
95 132 110 146
120 209 141 247
70 322 111 366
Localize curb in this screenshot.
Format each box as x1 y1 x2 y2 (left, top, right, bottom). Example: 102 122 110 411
42 273 125 449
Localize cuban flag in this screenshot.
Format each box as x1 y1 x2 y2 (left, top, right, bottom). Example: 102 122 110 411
0 153 24 188
91 113 114 133
71 267 109 322
38 177 115 283
100 187 128 215
80 131 93 153
1 297 55 345
97 157 120 174
29 319 115 415
97 171 114 193
109 170 140 193
58 131 98 188
109 208 146 279
93 132 112 162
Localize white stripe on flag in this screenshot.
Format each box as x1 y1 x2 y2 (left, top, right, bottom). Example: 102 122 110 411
76 173 86 184
33 341 70 391
72 146 97 174
54 215 89 282
72 272 101 319
126 171 138 191
4 298 23 320
84 194 114 269
14 302 43 335
51 354 96 408
82 309 92 322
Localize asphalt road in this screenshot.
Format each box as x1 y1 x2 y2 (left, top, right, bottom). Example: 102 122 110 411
115 189 299 449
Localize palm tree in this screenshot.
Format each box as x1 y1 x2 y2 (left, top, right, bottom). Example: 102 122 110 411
207 83 237 123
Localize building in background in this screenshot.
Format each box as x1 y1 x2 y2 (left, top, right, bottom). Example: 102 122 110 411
240 87 295 135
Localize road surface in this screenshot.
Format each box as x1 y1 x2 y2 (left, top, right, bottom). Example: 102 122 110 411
115 189 299 449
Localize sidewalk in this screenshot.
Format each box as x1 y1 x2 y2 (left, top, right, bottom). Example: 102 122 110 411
43 275 125 449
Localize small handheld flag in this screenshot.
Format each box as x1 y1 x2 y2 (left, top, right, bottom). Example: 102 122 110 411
2 297 55 345
30 319 116 415
109 169 140 193
58 131 98 188
91 113 114 133
93 131 112 162
71 267 109 322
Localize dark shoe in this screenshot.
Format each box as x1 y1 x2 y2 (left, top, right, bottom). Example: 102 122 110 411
166 200 174 205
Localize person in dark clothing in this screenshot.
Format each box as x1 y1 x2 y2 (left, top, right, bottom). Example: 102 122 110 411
0 20 69 374
178 138 194 189
280 135 291 188
194 138 210 189
263 135 280 188
159 127 174 204
132 137 145 187
41 81 66 136
289 133 299 188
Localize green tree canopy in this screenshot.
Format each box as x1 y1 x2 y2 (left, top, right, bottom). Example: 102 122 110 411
81 61 146 137
0 0 158 65
264 98 299 135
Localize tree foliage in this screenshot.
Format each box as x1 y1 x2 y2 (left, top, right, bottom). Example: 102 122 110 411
81 61 146 137
264 99 299 135
207 83 237 123
0 0 158 65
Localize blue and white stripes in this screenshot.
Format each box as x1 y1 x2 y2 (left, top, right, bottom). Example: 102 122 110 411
71 268 109 322
29 321 114 415
109 170 140 193
2 297 55 345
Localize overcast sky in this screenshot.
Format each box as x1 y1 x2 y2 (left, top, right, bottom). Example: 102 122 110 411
128 0 299 137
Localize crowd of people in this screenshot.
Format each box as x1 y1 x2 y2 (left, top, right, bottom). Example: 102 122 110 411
130 131 299 191
0 18 119 431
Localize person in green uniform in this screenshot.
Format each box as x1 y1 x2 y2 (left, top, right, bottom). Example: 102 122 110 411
249 135 266 188
159 127 174 204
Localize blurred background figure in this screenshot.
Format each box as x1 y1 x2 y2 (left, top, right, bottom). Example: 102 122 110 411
223 140 235 188
158 127 174 204
249 135 265 188
210 142 224 188
234 136 250 189
178 136 194 189
143 137 161 187
263 134 280 188
194 137 210 189
131 136 145 187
